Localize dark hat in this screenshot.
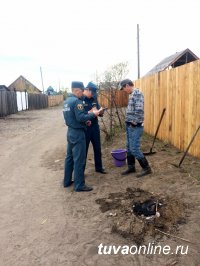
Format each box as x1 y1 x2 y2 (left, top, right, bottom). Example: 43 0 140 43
119 79 133 90
86 82 98 90
71 81 85 90
85 82 98 96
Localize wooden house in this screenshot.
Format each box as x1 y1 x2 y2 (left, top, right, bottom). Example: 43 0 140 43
145 48 199 77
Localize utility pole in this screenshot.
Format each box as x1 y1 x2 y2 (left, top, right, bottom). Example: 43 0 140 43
137 24 140 79
40 66 45 93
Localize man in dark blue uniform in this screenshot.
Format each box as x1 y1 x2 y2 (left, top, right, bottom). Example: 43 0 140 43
82 82 107 174
63 81 100 192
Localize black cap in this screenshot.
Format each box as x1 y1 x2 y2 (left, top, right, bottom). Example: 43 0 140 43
71 81 85 90
119 79 133 90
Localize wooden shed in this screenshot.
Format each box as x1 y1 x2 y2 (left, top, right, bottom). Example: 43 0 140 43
0 85 10 91
8 75 42 94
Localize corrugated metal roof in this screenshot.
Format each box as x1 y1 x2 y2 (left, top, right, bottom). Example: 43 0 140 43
144 48 199 77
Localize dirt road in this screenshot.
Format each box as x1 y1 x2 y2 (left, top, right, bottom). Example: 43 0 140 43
0 106 200 266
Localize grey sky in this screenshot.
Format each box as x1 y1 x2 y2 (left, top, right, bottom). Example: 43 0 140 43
0 0 199 90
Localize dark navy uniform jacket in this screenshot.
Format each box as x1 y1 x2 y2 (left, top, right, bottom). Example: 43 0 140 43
82 95 103 171
63 94 95 128
82 96 100 125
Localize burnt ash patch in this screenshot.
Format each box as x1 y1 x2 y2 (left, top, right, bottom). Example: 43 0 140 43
96 187 187 245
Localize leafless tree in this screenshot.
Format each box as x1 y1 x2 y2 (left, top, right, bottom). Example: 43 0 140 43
94 61 129 140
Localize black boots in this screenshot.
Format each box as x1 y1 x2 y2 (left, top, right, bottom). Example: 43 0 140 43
137 157 152 177
121 167 136 175
121 155 136 175
121 155 152 177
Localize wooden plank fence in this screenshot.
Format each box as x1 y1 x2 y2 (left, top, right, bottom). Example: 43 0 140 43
0 91 18 117
98 89 128 108
28 94 48 110
1 93 64 116
48 95 64 107
134 59 200 158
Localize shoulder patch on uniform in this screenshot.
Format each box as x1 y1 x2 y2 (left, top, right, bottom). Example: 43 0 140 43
63 103 70 111
77 104 83 110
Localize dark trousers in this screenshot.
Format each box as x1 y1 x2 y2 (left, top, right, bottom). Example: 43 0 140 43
85 123 103 171
64 127 86 191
